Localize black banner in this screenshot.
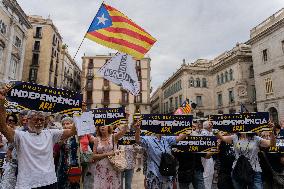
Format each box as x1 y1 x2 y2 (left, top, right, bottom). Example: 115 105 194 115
118 130 136 145
172 136 218 153
92 107 125 126
268 137 284 153
140 114 192 135
0 152 6 168
5 81 82 114
210 112 270 133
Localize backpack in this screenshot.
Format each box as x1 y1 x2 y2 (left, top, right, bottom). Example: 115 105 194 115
154 139 177 176
159 152 177 176
232 140 254 185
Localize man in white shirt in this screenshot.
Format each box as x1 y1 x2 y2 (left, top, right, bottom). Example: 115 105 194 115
0 87 77 189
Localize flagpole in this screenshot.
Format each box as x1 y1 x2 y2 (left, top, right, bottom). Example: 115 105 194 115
73 1 105 60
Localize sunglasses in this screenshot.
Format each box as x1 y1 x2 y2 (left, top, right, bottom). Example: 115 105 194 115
8 119 16 123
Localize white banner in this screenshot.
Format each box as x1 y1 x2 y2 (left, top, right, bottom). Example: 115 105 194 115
97 52 140 96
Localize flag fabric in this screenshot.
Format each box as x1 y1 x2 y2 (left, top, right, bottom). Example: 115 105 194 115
181 99 192 114
174 107 184 115
97 52 140 96
86 3 156 59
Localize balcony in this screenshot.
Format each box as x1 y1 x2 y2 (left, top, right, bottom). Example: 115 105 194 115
33 34 42 39
101 99 110 105
134 99 142 104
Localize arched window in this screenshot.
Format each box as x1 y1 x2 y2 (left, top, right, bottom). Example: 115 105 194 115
189 77 194 87
202 78 207 88
229 69 233 81
196 78 201 87
221 73 224 84
225 71 228 82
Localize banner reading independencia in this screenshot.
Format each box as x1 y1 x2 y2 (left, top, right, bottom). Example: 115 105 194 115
210 112 269 133
92 107 125 126
172 136 218 153
140 114 192 135
5 81 82 114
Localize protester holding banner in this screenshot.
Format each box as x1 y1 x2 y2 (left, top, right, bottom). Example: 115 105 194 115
216 122 276 189
56 117 80 189
0 87 78 189
91 123 127 189
134 120 188 189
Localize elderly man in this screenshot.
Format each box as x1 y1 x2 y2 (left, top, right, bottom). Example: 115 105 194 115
0 88 77 189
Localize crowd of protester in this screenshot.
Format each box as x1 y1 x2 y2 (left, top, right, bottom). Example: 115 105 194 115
0 87 284 189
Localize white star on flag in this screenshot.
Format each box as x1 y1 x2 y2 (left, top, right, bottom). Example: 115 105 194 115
97 14 108 25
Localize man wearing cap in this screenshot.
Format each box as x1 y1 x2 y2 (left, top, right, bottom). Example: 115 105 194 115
0 87 77 189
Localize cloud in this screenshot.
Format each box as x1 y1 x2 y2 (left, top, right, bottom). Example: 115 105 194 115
17 0 284 91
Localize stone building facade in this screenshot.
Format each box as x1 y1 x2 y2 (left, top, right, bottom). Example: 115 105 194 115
150 86 162 113
81 54 151 115
151 43 256 117
60 45 81 91
22 15 63 87
248 8 284 123
0 0 31 83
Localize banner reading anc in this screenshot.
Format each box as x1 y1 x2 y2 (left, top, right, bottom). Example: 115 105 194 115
5 81 82 114
140 114 192 135
172 136 218 153
210 112 270 133
92 107 126 126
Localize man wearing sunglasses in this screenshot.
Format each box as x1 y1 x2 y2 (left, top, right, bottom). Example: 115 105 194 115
0 87 77 189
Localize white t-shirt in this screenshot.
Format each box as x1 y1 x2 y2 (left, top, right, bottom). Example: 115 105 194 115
14 129 63 189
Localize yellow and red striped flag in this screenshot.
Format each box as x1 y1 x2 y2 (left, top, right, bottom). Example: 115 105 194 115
86 3 156 59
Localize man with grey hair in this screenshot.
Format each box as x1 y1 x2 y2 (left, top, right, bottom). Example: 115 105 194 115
201 120 215 189
0 87 77 189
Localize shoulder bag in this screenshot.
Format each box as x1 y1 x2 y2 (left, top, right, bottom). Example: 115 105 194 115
108 134 127 172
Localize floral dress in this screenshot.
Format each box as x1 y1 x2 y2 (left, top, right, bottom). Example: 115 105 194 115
93 135 121 189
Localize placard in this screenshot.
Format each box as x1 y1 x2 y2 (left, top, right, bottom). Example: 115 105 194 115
0 152 6 168
210 112 269 133
5 81 82 114
268 137 284 153
74 111 96 136
172 136 218 153
92 107 126 126
140 114 192 135
118 130 136 145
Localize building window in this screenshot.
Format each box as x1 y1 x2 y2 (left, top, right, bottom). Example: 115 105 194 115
217 75 220 85
87 79 93 89
86 91 92 104
35 27 42 38
137 69 142 81
88 59 94 68
9 57 18 80
175 97 178 109
33 41 40 51
135 94 142 103
265 78 273 95
196 96 202 107
282 40 284 54
249 65 254 78
228 89 234 103
217 93 223 107
179 95 182 106
54 77 58 87
169 97 173 109
29 68 38 82
0 20 7 35
52 35 56 45
229 69 233 81
103 91 110 101
136 60 141 67
14 36 22 48
189 77 194 87
262 49 268 62
32 53 39 65
103 78 109 86
202 78 207 87
220 73 224 84
196 78 201 87
121 90 129 103
225 71 228 82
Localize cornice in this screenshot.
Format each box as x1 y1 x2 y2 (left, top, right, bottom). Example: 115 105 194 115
247 17 284 45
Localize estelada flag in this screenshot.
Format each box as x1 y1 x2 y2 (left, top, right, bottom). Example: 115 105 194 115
86 3 156 59
181 99 192 114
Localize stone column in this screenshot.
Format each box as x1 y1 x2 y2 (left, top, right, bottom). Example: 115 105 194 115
17 35 27 81
4 19 15 80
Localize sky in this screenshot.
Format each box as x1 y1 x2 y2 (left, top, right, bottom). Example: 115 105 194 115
17 0 284 92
